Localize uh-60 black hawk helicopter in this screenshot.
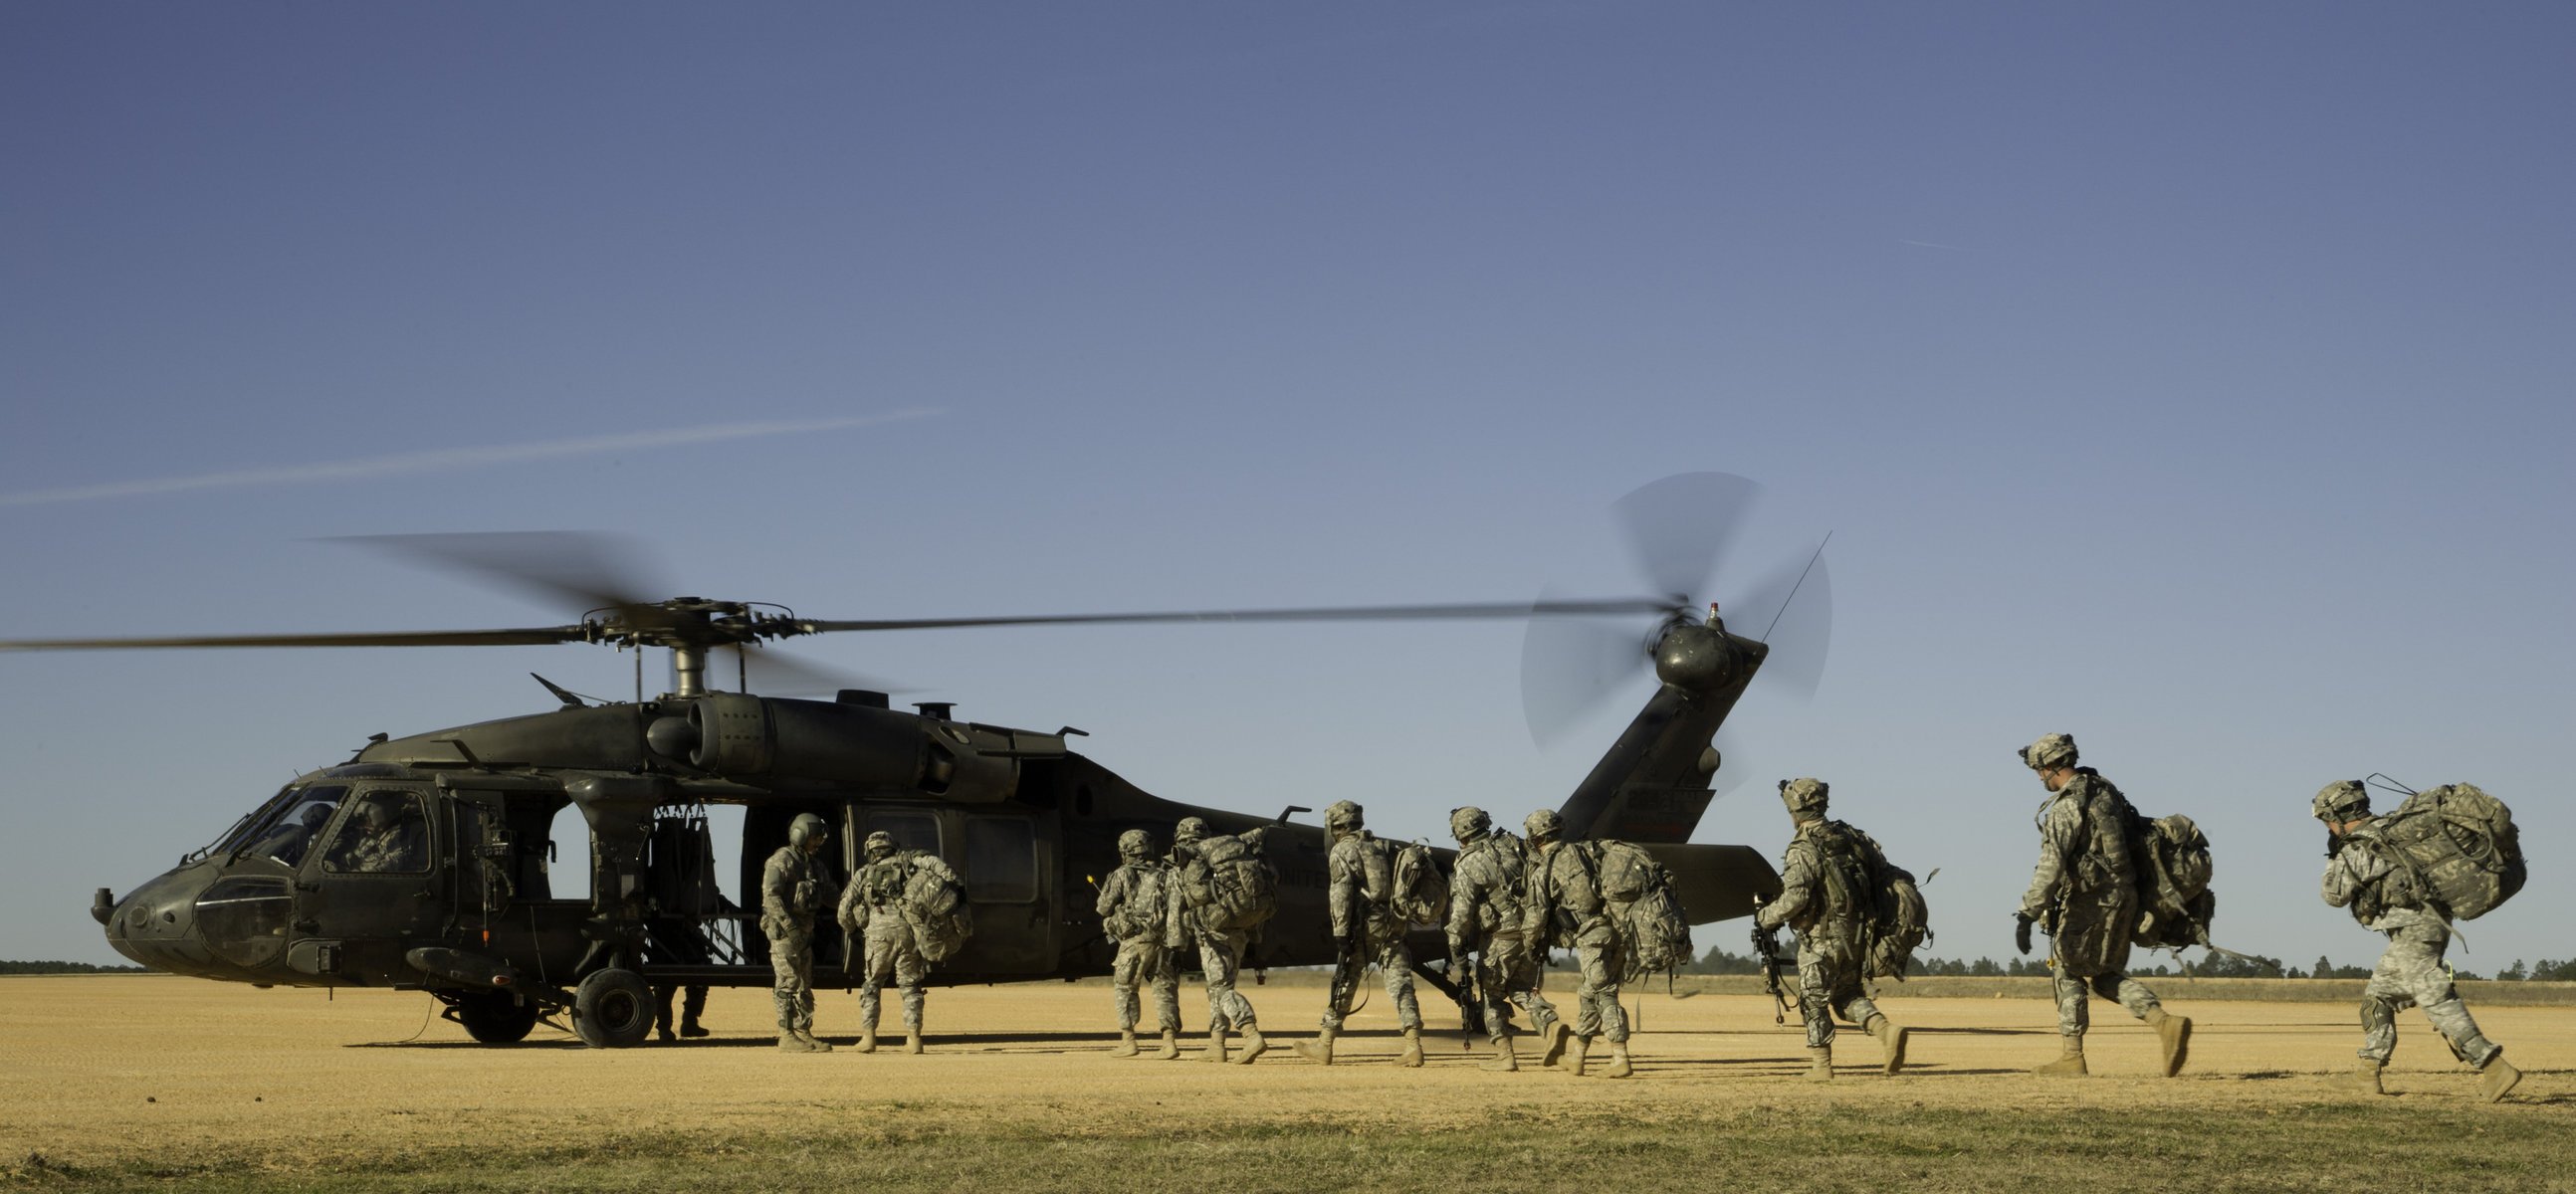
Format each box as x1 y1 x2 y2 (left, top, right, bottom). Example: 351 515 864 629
17 474 1830 1049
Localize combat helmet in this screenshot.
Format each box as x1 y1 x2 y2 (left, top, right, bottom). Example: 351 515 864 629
1448 806 1491 843
1173 816 1211 846
1522 808 1564 845
2018 732 2078 770
861 829 898 860
1117 828 1155 860
788 812 829 848
1778 777 1829 818
1324 800 1365 834
2312 780 2371 823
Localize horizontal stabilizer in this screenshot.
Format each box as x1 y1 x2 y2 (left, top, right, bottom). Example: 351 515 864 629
1639 843 1780 924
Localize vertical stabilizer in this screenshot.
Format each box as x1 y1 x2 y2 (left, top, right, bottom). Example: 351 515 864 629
1557 628 1763 842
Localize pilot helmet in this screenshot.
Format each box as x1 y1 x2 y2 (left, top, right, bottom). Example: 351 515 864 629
788 813 829 849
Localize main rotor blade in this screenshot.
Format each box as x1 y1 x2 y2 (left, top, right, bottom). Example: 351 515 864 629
728 644 904 698
795 597 1670 634
1612 473 1762 603
0 627 587 652
327 531 668 621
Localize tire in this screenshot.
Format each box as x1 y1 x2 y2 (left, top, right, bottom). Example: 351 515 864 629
453 991 540 1045
571 968 654 1049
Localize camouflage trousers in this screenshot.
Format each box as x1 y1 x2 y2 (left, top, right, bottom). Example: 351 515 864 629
766 926 815 1034
1111 938 1182 1034
1570 937 1628 1045
1467 932 1559 1044
2361 919 2498 1068
859 918 927 1032
1194 926 1258 1031
1795 939 1882 1050
2048 963 2161 1038
1321 934 1421 1032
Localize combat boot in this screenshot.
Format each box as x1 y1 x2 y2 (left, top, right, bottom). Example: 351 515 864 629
1200 1026 1229 1064
905 1032 924 1055
777 1032 814 1053
2033 1036 2087 1077
1292 1026 1337 1066
1111 1030 1139 1059
1603 1041 1632 1080
658 1026 677 1043
858 1028 878 1054
797 1030 834 1054
1154 1029 1181 1061
1804 1046 1833 1082
1536 1020 1572 1069
1479 1037 1520 1073
1396 1027 1424 1069
1566 1034 1591 1078
680 1021 710 1039
2346 1059 2388 1095
1232 1024 1267 1065
2476 1054 2522 1103
2143 1007 2192 1077
1864 1015 1910 1076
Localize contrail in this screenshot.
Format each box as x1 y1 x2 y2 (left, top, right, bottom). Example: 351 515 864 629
1899 240 1971 252
0 408 942 507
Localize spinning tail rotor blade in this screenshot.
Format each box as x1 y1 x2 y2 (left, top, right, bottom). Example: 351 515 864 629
1613 473 1762 604
1518 605 1654 745
1732 546 1832 701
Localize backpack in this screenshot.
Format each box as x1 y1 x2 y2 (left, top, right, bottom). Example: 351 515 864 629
2130 814 2217 950
1582 840 1692 984
1102 865 1168 941
2371 783 2524 921
1389 840 1449 928
1185 829 1279 932
899 852 975 963
1805 821 1931 980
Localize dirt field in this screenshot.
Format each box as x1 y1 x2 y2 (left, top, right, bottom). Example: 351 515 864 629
3 975 2571 1192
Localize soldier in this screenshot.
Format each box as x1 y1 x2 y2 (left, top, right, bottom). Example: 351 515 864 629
2314 781 2520 1101
1446 805 1561 1072
1753 778 1909 1080
1521 809 1631 1079
759 813 840 1054
1170 817 1267 1064
1292 800 1424 1067
2014 733 2190 1077
337 795 427 874
838 830 959 1054
1096 828 1184 1060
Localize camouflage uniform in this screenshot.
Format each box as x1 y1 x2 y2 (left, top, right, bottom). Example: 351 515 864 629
844 838 953 1052
1446 807 1558 1071
759 829 840 1051
2314 780 2516 1099
1171 817 1264 1064
1524 810 1629 1077
1295 801 1422 1067
2016 734 2186 1076
1755 778 1907 1078
1096 831 1183 1056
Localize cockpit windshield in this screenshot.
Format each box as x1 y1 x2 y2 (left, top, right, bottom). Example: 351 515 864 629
224 785 351 868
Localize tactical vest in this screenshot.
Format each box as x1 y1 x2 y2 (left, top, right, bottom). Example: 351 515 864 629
1799 820 1873 927
2053 772 2137 896
858 855 911 910
1462 833 1530 936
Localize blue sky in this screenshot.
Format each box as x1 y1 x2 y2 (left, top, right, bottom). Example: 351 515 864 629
4 3 2570 975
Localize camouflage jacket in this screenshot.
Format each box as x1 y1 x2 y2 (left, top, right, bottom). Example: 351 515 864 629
1523 840 1613 950
343 824 426 874
838 849 961 933
1326 831 1397 943
1757 819 1875 937
760 846 840 936
2019 769 2135 920
1095 861 1177 946
1446 831 1530 951
2322 827 2430 932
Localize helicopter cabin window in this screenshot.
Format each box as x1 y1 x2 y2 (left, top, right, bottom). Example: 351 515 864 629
322 790 432 875
965 815 1036 903
866 810 942 858
234 785 349 869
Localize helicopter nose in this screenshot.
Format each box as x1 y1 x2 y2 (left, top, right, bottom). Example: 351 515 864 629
102 867 222 973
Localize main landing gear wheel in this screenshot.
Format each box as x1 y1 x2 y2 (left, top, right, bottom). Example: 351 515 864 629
448 990 540 1044
570 968 653 1049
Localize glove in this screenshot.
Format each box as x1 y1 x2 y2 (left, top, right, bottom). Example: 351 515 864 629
2014 912 2035 957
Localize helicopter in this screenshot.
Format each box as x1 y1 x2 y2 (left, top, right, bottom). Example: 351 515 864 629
13 475 1829 1048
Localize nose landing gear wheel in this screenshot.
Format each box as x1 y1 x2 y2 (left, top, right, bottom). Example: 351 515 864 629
571 968 653 1049
446 990 541 1044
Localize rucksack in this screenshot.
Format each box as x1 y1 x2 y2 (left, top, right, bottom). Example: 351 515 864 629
1581 840 1692 984
898 852 975 963
1805 821 1931 980
2371 783 2524 921
1184 829 1279 932
1102 865 1169 941
1389 840 1449 928
2130 814 2217 950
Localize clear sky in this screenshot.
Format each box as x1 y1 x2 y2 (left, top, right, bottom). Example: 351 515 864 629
4 3 2570 976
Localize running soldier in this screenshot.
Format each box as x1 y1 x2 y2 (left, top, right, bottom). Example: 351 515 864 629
1292 800 1425 1067
2314 781 2520 1101
837 830 960 1054
759 813 840 1054
1096 828 1184 1060
2014 733 2190 1077
1753 778 1909 1080
1446 805 1561 1072
1171 817 1267 1064
1521 809 1631 1079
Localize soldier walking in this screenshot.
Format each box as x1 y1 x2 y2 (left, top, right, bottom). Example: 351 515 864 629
759 813 840 1054
2313 781 2520 1101
1754 778 1909 1080
1097 828 1184 1060
1171 817 1267 1064
1293 800 1425 1067
1446 805 1561 1072
2014 733 2190 1077
839 830 959 1054
1521 809 1631 1079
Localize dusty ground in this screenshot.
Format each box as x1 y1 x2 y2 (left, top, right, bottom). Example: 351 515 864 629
2 975 2570 1191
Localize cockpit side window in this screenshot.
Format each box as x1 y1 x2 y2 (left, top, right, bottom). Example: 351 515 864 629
322 789 432 875
234 785 349 868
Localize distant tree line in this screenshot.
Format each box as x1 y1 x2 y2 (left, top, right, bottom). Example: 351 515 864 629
1689 946 2576 983
0 960 150 975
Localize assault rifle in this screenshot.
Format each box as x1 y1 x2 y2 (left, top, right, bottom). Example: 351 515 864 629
1325 927 1367 1022
1751 895 1792 1026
